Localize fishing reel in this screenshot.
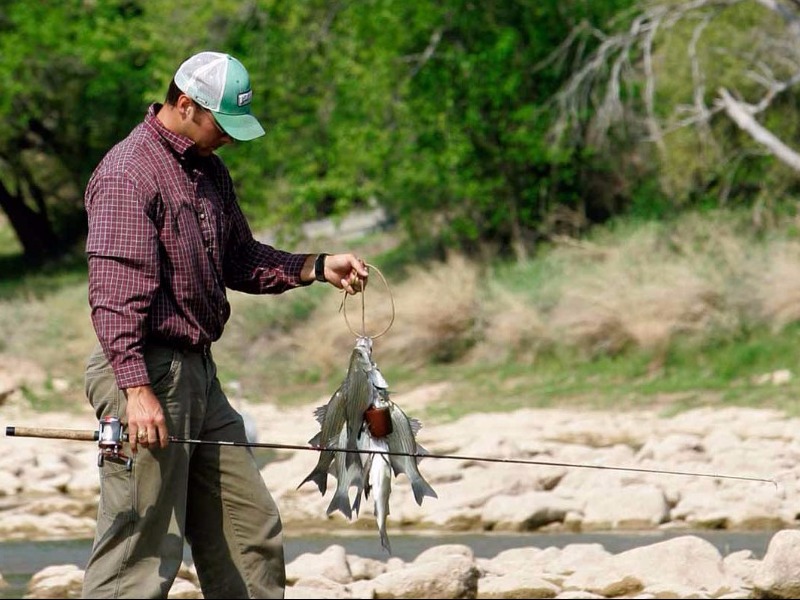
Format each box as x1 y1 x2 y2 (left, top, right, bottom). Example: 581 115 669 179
96 416 133 470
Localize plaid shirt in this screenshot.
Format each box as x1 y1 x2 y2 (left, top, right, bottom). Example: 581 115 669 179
86 103 310 389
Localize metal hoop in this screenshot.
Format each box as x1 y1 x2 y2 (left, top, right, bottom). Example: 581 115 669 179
342 263 395 339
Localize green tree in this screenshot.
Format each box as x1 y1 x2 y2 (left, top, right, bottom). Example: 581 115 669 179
0 0 642 266
225 1 637 258
0 0 156 264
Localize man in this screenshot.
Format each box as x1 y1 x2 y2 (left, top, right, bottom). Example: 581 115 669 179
82 51 368 599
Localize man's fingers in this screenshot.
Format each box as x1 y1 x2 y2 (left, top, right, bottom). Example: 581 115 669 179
129 425 169 451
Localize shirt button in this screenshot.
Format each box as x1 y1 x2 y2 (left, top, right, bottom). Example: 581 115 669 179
199 213 206 220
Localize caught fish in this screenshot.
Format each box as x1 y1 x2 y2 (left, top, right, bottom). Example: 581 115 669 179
300 336 384 497
342 336 385 459
299 334 436 548
357 423 392 553
325 424 364 520
386 402 438 506
297 385 346 495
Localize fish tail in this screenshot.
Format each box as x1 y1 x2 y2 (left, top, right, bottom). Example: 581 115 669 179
411 475 438 506
297 470 328 495
379 526 392 554
351 491 362 517
326 491 353 520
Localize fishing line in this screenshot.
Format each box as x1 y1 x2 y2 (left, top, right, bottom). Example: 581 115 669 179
170 435 776 487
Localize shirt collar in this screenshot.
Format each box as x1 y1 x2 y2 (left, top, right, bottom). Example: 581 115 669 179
144 103 195 158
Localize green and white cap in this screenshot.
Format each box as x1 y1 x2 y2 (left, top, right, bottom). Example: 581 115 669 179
174 51 265 141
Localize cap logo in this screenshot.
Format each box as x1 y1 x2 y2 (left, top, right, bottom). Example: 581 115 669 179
238 90 252 107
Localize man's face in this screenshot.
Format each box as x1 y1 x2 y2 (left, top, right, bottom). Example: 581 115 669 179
187 101 233 156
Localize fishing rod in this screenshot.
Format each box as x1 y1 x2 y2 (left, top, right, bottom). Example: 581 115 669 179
5 417 776 487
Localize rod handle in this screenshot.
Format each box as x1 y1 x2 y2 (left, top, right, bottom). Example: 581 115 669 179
5 426 98 441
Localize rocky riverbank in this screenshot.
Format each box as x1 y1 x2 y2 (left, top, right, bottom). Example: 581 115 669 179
2 382 800 598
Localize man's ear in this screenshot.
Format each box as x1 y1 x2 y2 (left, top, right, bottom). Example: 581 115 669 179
177 94 194 117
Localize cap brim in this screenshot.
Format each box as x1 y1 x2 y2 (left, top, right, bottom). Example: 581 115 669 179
213 112 266 142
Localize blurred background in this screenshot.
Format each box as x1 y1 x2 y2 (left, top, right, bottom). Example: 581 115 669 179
3 0 800 421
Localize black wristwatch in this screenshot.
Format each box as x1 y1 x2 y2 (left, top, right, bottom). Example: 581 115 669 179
314 253 328 283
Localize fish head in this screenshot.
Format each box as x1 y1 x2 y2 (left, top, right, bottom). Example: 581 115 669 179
355 336 373 356
350 338 373 373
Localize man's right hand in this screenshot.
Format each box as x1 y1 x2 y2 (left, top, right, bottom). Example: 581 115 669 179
124 385 169 452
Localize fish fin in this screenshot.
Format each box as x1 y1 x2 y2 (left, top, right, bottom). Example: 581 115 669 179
408 417 423 436
414 443 430 461
347 459 365 517
361 453 375 498
344 447 361 470
312 405 327 424
322 434 344 450
369 366 388 389
411 475 438 506
388 455 403 478
349 468 364 490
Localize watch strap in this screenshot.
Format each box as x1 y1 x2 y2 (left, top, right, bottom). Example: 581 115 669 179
314 253 328 283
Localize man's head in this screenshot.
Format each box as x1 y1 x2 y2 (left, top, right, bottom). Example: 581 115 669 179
173 51 265 142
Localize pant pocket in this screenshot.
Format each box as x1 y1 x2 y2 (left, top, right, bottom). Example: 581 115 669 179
85 345 124 420
98 460 136 524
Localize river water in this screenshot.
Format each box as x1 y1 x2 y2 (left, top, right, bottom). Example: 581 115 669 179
0 529 776 598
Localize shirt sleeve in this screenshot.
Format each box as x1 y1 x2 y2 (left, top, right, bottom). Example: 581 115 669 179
85 172 160 389
218 174 311 293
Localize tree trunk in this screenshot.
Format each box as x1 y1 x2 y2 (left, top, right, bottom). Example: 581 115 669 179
0 180 60 265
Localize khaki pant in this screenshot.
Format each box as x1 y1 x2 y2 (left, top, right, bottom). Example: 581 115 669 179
81 344 285 599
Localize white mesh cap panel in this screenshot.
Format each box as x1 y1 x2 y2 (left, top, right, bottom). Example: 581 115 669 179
174 52 229 112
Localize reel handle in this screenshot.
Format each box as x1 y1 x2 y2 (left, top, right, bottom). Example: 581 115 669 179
6 419 133 470
5 426 98 441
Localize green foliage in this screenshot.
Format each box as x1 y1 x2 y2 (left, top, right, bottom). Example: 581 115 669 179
0 0 158 257
0 0 644 263
0 250 87 300
5 0 800 269
572 0 800 216
650 1 784 206
381 0 639 256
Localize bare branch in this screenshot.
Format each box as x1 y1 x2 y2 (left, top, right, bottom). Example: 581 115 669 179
550 1 738 144
550 0 800 155
716 87 800 170
532 20 600 74
407 27 444 79
642 9 667 153
754 0 800 25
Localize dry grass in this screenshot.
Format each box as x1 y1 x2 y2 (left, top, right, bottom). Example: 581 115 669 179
5 209 800 412
291 253 482 375
235 211 800 387
750 240 800 331
547 234 730 356
0 284 95 409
